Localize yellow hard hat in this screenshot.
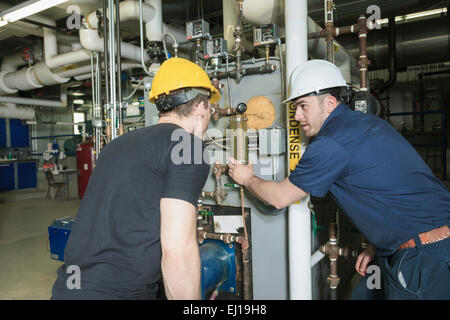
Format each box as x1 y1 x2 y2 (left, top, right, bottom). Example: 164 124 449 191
149 57 221 105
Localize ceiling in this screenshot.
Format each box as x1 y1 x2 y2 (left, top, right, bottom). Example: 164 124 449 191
0 1 449 72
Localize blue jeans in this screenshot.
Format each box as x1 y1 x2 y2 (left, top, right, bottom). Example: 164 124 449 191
378 236 450 300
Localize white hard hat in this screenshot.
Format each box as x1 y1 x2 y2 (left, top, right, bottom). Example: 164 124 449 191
282 59 348 104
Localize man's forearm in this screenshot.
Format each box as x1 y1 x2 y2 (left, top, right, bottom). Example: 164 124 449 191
245 175 284 209
162 242 201 300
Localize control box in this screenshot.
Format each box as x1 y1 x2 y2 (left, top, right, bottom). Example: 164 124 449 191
253 24 279 47
186 19 210 40
203 37 227 59
48 217 75 261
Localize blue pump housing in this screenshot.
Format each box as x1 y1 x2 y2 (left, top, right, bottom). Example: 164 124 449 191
199 239 237 299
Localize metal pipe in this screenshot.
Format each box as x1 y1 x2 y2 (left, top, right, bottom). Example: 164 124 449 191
209 63 276 80
357 16 370 91
0 96 66 107
102 0 110 141
198 231 247 246
116 0 124 135
325 0 335 63
139 0 154 76
377 17 397 93
231 0 244 83
90 52 96 144
240 186 251 300
108 0 117 140
338 16 449 70
94 52 102 160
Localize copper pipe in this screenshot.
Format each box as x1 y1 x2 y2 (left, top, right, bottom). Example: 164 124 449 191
335 23 360 36
115 0 123 130
307 30 326 39
320 220 359 290
264 45 269 64
201 164 228 204
201 189 228 204
212 163 228 178
320 222 340 289
325 0 335 63
306 10 372 91
197 230 247 245
240 187 249 248
240 186 251 299
105 124 111 142
211 106 235 121
357 16 370 91
242 247 251 299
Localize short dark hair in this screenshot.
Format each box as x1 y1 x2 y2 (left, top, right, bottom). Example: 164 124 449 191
158 88 210 118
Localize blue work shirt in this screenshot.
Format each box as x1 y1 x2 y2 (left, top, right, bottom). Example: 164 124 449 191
289 103 450 256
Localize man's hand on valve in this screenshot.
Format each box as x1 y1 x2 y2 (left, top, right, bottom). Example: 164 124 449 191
227 157 254 187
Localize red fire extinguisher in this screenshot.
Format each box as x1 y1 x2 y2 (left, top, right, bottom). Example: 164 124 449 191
76 139 94 199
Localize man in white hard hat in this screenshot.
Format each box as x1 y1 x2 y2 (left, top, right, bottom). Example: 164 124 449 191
228 59 450 300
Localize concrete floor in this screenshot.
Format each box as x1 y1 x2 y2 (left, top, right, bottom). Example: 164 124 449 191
0 190 80 300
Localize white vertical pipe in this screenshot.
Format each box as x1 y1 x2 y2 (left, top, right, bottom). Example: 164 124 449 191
285 0 312 300
145 0 162 41
108 0 117 140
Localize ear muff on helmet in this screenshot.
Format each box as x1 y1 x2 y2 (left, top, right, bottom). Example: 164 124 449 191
299 86 350 103
155 88 211 112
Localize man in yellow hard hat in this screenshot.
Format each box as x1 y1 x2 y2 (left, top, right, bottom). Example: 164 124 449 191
51 58 220 300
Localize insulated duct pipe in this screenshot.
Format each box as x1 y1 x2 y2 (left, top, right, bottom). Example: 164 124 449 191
37 13 92 69
0 103 35 120
145 0 162 41
85 0 156 26
85 0 183 43
56 61 141 79
0 61 70 95
285 0 312 300
0 91 67 108
241 0 283 26
79 28 150 62
1 52 30 73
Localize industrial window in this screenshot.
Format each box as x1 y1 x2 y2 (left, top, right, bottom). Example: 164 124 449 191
74 112 85 135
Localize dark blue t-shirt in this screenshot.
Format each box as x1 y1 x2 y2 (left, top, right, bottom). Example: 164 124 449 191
289 103 450 256
51 123 210 299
